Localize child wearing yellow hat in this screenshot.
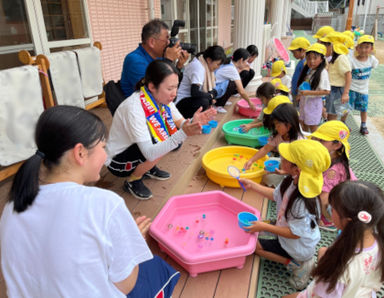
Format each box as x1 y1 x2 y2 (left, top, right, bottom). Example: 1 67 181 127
243 96 303 171
240 139 331 290
296 43 330 133
348 35 379 135
271 60 292 94
240 82 276 133
313 26 335 41
320 32 352 123
271 78 290 96
309 120 357 231
288 37 310 107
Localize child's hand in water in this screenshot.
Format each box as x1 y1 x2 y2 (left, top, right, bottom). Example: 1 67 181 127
243 159 253 171
240 124 252 133
244 221 267 233
249 101 257 111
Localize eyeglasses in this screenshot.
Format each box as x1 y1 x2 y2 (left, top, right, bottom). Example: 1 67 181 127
153 37 169 44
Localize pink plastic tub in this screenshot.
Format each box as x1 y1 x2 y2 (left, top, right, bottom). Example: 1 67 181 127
149 191 260 277
236 97 263 118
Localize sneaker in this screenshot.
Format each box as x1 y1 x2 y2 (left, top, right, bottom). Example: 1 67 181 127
123 179 152 200
225 101 233 106
233 93 241 97
319 215 337 232
144 166 171 180
360 126 369 135
288 258 315 290
214 106 227 114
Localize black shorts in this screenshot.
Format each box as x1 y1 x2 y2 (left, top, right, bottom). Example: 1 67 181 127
259 238 292 259
107 144 146 177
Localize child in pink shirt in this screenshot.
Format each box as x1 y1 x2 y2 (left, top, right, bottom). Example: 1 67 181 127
310 120 357 231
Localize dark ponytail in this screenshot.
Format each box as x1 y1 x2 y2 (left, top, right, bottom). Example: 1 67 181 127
135 59 179 91
9 105 107 212
312 181 384 292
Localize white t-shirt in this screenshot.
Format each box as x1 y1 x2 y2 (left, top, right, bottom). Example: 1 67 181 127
306 68 331 96
0 182 153 298
215 62 240 83
176 57 205 103
106 91 183 165
349 54 379 94
280 75 292 90
300 241 382 297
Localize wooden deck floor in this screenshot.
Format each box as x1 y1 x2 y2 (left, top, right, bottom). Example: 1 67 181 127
0 96 267 298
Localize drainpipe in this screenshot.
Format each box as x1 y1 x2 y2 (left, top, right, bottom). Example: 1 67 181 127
345 0 355 30
148 0 155 20
362 0 370 32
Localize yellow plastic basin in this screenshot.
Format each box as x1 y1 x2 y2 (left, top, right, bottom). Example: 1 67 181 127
202 146 268 188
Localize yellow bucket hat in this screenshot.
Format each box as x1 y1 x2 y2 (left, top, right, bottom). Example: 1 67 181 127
288 37 311 51
306 43 327 56
278 139 331 198
263 95 291 115
271 78 290 93
343 34 355 49
343 30 354 40
358 35 375 45
271 60 287 77
333 42 349 55
313 26 335 39
309 120 351 159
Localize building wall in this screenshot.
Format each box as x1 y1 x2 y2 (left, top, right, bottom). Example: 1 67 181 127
87 0 161 81
217 0 232 50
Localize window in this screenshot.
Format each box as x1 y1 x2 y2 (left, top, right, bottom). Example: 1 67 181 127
161 0 218 53
0 0 92 70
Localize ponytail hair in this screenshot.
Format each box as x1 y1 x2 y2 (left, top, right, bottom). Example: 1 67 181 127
232 48 250 62
135 59 179 91
9 105 107 212
312 181 384 292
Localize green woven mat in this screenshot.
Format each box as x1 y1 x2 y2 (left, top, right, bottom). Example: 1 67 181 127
256 115 384 297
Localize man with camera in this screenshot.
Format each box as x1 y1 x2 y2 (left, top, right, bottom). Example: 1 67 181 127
120 19 189 98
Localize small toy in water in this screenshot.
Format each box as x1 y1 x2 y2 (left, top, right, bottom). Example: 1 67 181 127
224 238 229 245
168 224 173 230
202 214 206 219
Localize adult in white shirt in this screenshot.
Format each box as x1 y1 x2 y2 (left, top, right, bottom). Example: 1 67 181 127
175 45 226 118
0 105 179 298
107 60 216 200
214 48 257 111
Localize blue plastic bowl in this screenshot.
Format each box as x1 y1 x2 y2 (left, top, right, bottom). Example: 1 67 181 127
238 212 258 231
299 81 311 91
208 120 218 128
202 125 211 134
258 136 269 146
264 160 280 172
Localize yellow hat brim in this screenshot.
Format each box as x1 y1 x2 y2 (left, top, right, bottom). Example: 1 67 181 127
279 142 325 198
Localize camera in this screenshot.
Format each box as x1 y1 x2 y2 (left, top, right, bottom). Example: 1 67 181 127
169 20 197 54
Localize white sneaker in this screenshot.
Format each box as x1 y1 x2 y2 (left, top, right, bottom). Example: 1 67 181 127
215 106 227 114
225 101 233 106
288 258 315 290
233 93 241 97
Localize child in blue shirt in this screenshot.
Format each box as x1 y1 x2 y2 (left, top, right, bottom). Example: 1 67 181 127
288 37 310 107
